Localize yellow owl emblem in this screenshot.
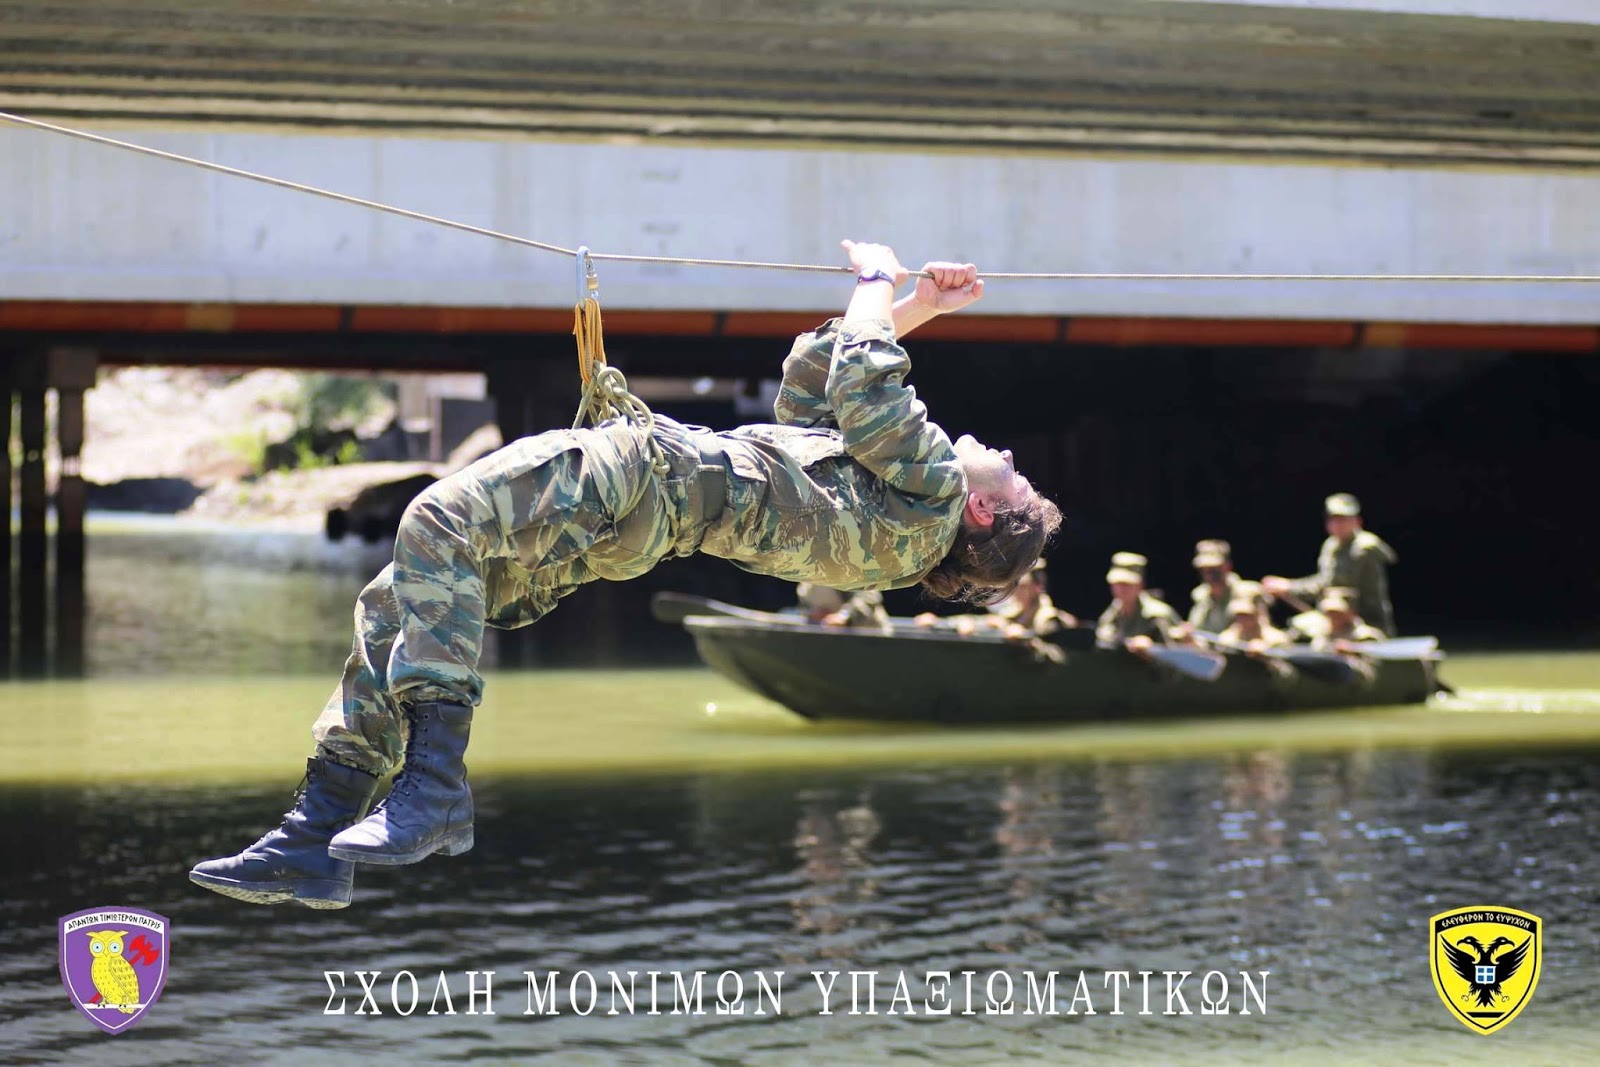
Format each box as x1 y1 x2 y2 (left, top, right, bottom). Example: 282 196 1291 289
85 929 141 1013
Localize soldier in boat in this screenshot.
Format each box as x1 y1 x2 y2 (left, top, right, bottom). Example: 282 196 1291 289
1290 587 1388 650
1094 552 1179 657
913 559 1075 640
1263 492 1397 635
1173 538 1263 642
988 559 1078 637
1212 593 1292 653
795 582 892 632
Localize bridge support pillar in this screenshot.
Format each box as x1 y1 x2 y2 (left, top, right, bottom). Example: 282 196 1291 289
5 349 98 676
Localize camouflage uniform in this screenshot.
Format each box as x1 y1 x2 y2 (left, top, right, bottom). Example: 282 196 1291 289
313 318 965 773
1288 531 1398 635
1188 575 1264 635
990 591 1073 636
1094 593 1179 649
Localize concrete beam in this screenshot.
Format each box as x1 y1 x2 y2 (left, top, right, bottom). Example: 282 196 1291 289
2 126 1598 323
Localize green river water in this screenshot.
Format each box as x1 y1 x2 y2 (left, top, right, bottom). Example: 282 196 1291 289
1 520 1596 1064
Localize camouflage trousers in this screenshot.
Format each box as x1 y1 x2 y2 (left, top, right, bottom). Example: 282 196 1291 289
311 421 703 775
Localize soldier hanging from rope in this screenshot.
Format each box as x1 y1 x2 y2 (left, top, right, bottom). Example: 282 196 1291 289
191 240 1062 908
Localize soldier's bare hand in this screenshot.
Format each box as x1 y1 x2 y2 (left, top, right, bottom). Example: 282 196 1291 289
914 261 983 314
840 240 909 285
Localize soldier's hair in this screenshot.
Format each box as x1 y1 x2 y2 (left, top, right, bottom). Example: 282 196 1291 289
921 492 1062 606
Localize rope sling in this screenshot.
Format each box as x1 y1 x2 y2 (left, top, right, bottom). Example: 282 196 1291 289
570 248 670 476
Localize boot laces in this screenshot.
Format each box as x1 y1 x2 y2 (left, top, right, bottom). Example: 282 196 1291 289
277 764 314 819
373 712 432 810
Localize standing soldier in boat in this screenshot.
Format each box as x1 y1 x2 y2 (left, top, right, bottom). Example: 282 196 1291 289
1173 538 1262 640
1094 552 1179 656
1263 492 1397 635
795 582 892 632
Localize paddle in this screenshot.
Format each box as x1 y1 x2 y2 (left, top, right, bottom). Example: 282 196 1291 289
1347 636 1439 660
1144 645 1227 682
1263 637 1438 662
649 592 793 626
1195 632 1439 662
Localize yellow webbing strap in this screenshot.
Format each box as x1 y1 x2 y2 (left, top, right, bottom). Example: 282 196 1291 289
571 289 669 475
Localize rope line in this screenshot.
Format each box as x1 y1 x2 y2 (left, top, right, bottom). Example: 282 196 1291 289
3 109 1599 285
0 110 575 258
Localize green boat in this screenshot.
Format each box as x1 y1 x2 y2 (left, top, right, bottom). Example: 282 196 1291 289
658 595 1447 724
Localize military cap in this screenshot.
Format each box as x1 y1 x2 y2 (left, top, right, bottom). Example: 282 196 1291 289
1029 557 1048 574
1324 492 1362 517
1110 551 1148 573
1226 595 1259 616
1106 567 1144 585
1192 538 1232 568
1318 587 1357 613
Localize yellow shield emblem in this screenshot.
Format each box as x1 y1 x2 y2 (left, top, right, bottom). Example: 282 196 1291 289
1430 905 1542 1034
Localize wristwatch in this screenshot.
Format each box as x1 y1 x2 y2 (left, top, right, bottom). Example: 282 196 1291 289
856 268 897 286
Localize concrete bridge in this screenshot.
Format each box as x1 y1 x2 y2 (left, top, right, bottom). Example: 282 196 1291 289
3 0 1598 673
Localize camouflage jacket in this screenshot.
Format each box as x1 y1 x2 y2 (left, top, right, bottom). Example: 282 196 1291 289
1095 593 1179 648
1188 573 1255 634
704 317 967 590
1288 530 1398 634
991 591 1074 636
484 318 967 622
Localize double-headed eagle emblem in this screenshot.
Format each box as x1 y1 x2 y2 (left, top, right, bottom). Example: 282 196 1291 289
1430 906 1542 1034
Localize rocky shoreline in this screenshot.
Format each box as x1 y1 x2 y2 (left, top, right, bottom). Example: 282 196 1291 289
78 367 499 533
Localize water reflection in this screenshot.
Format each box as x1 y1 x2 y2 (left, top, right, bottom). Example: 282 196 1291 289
3 747 1592 1064
790 789 883 959
83 519 393 676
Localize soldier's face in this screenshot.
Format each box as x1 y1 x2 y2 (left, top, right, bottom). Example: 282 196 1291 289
1109 581 1141 606
954 434 1030 511
1325 515 1360 540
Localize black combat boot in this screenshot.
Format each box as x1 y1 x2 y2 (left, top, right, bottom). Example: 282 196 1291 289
327 700 475 865
190 757 380 909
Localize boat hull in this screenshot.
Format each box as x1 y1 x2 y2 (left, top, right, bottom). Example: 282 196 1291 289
684 617 1442 723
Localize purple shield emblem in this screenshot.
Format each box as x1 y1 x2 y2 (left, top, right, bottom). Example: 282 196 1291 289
59 907 169 1034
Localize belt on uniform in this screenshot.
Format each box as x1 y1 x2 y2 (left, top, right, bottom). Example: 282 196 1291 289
692 437 729 527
